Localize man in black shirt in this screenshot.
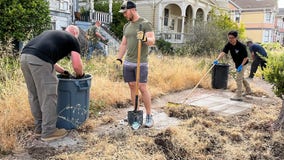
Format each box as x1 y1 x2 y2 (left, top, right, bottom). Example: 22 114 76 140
213 31 252 101
20 25 84 141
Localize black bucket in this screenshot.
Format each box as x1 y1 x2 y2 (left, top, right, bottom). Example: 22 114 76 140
212 63 229 89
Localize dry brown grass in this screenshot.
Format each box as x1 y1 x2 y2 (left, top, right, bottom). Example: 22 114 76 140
0 54 216 154
54 102 283 160
0 82 33 153
1 53 283 159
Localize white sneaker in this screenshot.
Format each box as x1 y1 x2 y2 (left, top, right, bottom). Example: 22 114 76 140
145 114 154 128
230 95 243 101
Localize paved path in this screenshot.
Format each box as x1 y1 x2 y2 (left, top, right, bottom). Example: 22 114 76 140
184 92 252 116
153 88 253 117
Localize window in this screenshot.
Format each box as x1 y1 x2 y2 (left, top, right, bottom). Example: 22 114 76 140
170 19 175 30
265 12 272 23
164 8 169 26
60 1 69 11
263 30 272 43
235 12 240 23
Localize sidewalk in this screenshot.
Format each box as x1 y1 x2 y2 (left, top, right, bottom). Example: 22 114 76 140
156 88 253 117
183 92 252 116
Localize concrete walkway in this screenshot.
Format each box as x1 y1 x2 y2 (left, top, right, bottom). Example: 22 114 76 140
163 89 252 117
184 93 252 116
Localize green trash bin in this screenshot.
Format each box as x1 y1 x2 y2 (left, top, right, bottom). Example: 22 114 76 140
212 63 229 89
56 74 92 130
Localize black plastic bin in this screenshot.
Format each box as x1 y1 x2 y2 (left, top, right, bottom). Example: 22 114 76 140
212 63 229 89
56 74 92 130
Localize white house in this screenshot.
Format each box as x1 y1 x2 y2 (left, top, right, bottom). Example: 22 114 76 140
135 0 229 44
48 0 73 30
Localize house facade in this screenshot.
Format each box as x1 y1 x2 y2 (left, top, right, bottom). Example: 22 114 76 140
48 0 74 30
135 0 229 44
228 0 278 43
275 8 284 45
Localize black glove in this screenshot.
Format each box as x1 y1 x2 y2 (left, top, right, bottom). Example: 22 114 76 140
116 58 122 65
75 73 85 79
60 70 73 78
101 39 109 45
114 59 122 70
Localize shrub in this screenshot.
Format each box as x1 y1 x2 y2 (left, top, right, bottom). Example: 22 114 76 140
263 52 284 99
155 38 174 55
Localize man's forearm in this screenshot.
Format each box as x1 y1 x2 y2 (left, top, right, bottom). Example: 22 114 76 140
117 45 127 59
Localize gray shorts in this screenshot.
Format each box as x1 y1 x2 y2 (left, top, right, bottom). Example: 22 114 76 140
123 61 148 83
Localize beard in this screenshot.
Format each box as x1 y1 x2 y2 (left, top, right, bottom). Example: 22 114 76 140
128 13 134 22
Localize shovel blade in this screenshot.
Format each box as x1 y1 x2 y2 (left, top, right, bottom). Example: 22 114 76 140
127 110 143 129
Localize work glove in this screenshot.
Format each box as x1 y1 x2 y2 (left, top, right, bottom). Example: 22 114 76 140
213 60 218 65
237 65 243 72
75 73 85 79
116 58 122 65
115 58 122 70
60 70 73 78
137 31 147 42
101 39 109 45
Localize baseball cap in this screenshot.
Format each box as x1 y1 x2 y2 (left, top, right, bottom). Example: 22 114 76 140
119 1 136 13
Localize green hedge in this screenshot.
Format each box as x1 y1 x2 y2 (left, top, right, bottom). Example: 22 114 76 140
263 51 284 99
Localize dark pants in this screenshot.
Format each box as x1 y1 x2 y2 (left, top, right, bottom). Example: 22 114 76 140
86 41 106 60
249 57 267 78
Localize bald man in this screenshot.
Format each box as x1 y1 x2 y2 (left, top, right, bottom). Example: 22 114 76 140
20 25 84 141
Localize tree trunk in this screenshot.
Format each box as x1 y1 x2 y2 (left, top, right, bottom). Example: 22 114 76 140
277 100 284 122
274 98 284 130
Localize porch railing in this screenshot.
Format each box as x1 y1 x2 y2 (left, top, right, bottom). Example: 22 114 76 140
158 32 189 44
91 11 112 24
75 11 112 24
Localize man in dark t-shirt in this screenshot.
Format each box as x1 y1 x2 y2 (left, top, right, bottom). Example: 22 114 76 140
20 25 84 142
246 41 268 79
213 31 252 101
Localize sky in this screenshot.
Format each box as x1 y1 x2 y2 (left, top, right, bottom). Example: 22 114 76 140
279 0 284 8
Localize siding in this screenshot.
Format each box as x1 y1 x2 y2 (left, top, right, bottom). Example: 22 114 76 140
241 12 264 23
246 30 263 43
137 4 154 24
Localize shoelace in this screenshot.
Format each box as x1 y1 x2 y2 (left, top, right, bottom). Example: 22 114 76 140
146 115 151 123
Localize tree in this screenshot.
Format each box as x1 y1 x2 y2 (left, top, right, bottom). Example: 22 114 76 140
263 50 284 131
0 0 51 42
186 10 245 56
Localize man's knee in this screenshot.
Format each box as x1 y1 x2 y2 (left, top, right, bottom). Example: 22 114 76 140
139 83 148 93
128 82 136 89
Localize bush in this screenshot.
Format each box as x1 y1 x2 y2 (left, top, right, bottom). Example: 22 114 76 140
186 11 244 56
155 38 174 55
263 51 284 99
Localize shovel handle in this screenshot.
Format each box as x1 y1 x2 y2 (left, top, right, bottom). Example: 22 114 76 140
134 24 143 111
181 64 215 105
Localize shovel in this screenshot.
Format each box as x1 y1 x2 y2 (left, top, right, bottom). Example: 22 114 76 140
168 64 215 106
127 24 144 130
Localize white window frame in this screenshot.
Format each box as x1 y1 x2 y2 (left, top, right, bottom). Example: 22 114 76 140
265 12 272 23
60 1 69 11
263 30 273 43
